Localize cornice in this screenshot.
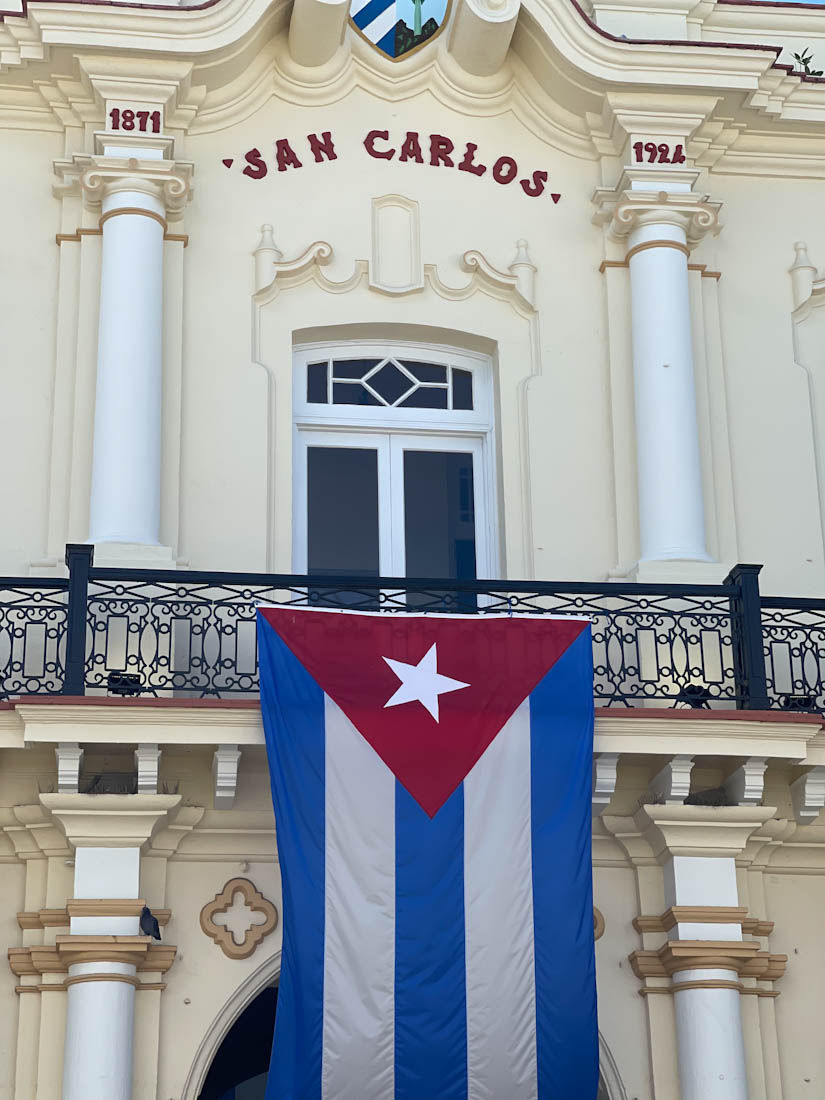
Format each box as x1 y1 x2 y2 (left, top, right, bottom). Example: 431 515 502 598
5 699 822 758
2 0 824 157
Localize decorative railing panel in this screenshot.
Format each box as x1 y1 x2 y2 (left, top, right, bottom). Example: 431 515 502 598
0 578 69 698
82 569 741 705
762 597 825 711
0 548 822 713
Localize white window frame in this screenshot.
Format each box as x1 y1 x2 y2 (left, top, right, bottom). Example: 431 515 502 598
293 340 498 578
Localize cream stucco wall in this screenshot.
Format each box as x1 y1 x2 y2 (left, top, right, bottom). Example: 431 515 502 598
3 0 825 590
4 0 825 1097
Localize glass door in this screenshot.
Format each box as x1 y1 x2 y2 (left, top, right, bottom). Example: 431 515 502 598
296 432 489 589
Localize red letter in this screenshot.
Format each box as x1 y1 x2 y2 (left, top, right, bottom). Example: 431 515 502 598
492 155 518 184
275 139 303 172
520 169 548 198
364 130 395 160
458 142 487 177
399 132 423 163
429 134 455 167
307 131 337 163
242 147 268 180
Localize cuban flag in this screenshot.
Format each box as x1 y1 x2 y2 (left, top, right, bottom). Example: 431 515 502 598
258 607 598 1100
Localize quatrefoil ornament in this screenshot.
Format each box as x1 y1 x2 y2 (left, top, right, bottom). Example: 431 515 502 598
200 878 279 960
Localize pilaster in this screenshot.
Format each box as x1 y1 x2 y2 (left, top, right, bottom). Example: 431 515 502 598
593 168 723 581
617 805 785 1100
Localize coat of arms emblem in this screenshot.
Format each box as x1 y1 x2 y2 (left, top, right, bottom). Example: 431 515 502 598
350 0 449 58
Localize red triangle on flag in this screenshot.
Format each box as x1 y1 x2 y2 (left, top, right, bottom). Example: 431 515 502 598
260 608 588 816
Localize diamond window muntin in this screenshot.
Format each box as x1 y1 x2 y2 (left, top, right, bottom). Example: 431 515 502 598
307 357 472 410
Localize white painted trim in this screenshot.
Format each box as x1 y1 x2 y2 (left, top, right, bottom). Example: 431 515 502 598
292 340 498 579
293 340 493 431
599 1031 629 1100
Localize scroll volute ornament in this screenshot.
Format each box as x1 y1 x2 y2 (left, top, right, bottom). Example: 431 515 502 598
200 878 279 960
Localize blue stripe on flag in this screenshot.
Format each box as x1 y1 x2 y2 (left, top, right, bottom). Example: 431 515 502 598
394 782 467 1100
259 619 326 1100
529 628 598 1099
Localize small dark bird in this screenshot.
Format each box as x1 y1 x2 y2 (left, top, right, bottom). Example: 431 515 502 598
140 905 161 940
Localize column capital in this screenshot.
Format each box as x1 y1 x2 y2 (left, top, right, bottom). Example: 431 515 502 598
38 793 182 850
633 804 778 862
593 179 721 247
54 153 193 217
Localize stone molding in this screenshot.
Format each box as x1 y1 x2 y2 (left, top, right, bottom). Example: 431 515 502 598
38 793 182 850
7 700 818 757
19 902 171 930
633 906 750 933
632 804 779 862
200 878 279 960
252 230 537 315
633 907 775 938
8 934 177 994
0 0 817 149
628 939 787 996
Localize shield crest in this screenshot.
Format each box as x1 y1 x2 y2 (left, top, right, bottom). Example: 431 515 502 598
350 0 449 59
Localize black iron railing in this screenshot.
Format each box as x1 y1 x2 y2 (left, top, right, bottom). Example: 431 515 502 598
0 544 821 711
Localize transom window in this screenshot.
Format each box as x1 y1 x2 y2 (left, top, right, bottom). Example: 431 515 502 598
306 356 473 411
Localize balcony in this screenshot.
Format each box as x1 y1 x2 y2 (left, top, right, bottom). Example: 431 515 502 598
0 545 823 712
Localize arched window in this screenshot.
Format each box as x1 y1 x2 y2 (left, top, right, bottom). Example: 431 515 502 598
293 341 497 580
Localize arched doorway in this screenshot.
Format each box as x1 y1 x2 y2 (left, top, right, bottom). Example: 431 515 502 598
197 986 277 1100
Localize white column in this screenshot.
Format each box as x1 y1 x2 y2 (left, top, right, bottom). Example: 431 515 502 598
673 969 748 1100
623 806 779 1100
88 184 166 546
39 793 182 1100
62 845 142 1099
627 217 709 563
593 181 721 573
663 854 749 1100
62 961 137 1100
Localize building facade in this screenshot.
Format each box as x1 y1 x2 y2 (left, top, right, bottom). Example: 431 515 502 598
3 0 825 1094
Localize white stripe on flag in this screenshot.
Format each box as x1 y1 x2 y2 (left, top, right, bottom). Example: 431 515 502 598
322 696 396 1100
464 700 539 1100
361 3 396 44
349 0 374 16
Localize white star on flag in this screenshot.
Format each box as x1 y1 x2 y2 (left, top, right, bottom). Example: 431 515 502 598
382 643 470 722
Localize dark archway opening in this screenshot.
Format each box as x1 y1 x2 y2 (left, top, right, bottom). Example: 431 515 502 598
197 986 277 1100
